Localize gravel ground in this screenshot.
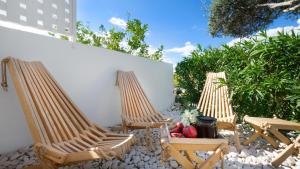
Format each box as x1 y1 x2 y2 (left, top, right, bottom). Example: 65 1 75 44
0 105 299 169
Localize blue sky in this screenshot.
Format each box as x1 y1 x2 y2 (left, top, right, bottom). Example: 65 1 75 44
77 0 300 65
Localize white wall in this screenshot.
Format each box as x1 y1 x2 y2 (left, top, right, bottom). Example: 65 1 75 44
0 26 174 153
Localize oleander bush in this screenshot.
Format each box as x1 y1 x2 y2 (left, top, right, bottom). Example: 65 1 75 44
175 31 300 121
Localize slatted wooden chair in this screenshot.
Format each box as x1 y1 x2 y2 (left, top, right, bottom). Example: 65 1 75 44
116 71 172 149
160 124 229 169
197 72 241 152
271 135 300 167
1 57 135 169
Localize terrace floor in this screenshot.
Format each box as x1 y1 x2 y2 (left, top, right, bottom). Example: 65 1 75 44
0 105 299 169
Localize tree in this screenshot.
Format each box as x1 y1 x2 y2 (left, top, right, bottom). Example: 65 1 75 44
76 19 164 61
208 0 300 37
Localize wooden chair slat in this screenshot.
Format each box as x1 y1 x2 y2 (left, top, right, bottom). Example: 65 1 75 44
116 71 172 148
34 63 80 139
10 59 50 144
79 134 98 145
129 72 156 118
119 72 138 121
74 138 93 149
29 63 72 141
19 61 59 143
37 63 91 132
68 141 86 151
55 143 73 153
52 144 68 153
123 72 143 121
197 72 240 151
127 72 151 120
61 143 78 153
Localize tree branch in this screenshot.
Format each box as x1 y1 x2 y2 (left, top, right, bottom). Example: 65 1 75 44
283 4 300 12
258 0 300 10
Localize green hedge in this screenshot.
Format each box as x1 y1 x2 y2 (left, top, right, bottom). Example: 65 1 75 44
175 32 300 121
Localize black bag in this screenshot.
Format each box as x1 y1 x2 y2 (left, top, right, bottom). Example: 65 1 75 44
192 116 218 138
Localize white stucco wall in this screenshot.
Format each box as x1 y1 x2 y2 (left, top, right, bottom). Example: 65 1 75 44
0 26 174 153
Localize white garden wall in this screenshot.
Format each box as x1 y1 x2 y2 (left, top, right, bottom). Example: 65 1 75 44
0 26 174 153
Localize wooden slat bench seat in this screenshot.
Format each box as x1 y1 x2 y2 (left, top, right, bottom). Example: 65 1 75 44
1 57 135 169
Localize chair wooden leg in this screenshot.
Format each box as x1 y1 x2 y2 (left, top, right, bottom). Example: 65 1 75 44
31 146 58 169
23 161 58 169
166 145 194 169
243 131 260 145
220 157 224 169
261 132 278 148
271 143 295 167
243 126 278 148
146 127 154 151
268 128 291 145
197 145 225 169
185 150 204 164
122 125 128 133
23 164 42 169
234 130 241 153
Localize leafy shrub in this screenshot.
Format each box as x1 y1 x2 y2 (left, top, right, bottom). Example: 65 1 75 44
175 31 300 121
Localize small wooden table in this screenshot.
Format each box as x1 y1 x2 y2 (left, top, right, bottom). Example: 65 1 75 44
243 115 300 148
160 124 229 169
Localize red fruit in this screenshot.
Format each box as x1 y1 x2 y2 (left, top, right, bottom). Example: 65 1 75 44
182 126 197 138
171 133 183 138
170 126 180 133
176 122 184 132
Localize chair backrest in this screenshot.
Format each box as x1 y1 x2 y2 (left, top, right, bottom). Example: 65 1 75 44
116 71 159 121
197 72 234 119
1 58 93 145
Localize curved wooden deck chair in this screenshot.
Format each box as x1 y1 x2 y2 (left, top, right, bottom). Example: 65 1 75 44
271 135 300 167
116 71 172 149
1 57 135 169
197 72 241 152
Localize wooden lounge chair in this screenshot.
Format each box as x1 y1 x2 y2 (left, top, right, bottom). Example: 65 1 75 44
197 72 241 152
243 115 300 148
1 57 135 169
271 135 300 167
116 71 172 149
160 124 229 169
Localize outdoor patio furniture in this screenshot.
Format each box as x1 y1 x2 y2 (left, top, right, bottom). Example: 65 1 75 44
271 135 300 167
160 124 229 169
1 57 135 169
243 115 300 148
116 71 172 149
197 72 241 152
